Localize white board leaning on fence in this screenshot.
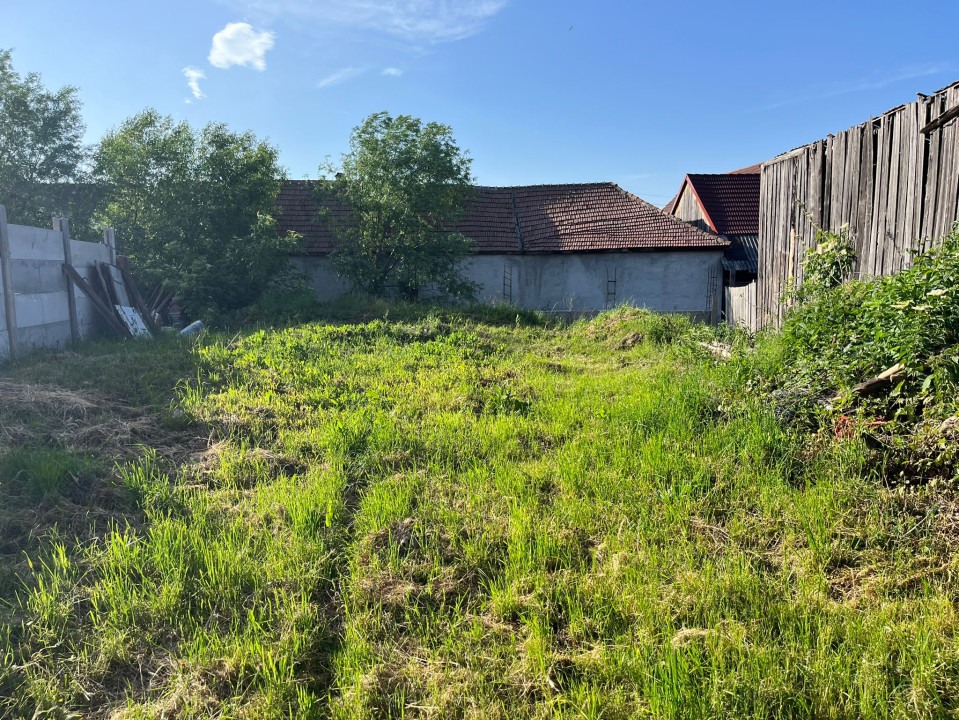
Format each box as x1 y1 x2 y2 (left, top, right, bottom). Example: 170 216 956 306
115 305 151 338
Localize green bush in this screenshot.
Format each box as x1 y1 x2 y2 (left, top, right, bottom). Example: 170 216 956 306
779 226 959 393
788 225 856 303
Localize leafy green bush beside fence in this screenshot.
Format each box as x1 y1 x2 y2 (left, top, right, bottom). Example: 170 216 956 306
765 226 959 416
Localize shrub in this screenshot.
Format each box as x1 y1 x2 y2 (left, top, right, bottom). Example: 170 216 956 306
762 225 959 426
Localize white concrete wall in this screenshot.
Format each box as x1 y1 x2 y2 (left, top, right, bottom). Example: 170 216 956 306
0 265 8 359
290 255 352 303
294 250 725 317
466 252 723 314
0 223 112 361
71 238 111 336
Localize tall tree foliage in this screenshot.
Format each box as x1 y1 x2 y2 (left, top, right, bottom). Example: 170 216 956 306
0 49 88 229
94 110 298 315
319 112 476 300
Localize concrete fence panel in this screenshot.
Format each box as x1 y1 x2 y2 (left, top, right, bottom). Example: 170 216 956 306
0 206 115 362
0 266 8 360
70 238 112 335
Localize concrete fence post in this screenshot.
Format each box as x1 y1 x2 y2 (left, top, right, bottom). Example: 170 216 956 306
0 205 19 362
55 217 81 343
103 228 117 265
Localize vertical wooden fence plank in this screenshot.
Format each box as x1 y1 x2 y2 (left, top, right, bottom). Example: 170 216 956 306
910 100 926 250
935 89 957 238
832 130 846 231
823 136 834 230
0 205 19 362
848 128 859 232
56 217 81 343
872 115 890 277
857 123 874 275
103 228 117 265
884 110 903 274
921 99 940 247
899 104 919 269
947 86 959 231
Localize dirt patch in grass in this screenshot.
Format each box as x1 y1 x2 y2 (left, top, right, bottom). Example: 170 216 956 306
0 378 207 462
0 379 100 415
617 332 644 350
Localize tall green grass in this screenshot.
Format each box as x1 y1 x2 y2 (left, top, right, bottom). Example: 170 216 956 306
1 305 957 718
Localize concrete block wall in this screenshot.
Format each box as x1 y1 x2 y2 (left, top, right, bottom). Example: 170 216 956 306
294 250 725 317
0 219 113 362
0 266 8 360
71 238 111 336
465 251 724 314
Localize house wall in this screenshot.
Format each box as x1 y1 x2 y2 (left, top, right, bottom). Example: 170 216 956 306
290 255 353 302
294 250 725 318
673 185 711 233
0 221 112 361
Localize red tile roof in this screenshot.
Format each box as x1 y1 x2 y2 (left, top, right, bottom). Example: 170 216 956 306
275 180 342 255
662 162 759 216
453 186 518 253
683 174 760 236
278 180 727 255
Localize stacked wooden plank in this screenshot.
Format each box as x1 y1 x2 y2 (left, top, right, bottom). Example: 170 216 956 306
64 259 153 339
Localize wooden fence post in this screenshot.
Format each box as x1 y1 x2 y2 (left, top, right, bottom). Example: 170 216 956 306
0 205 19 362
103 228 117 265
55 217 81 343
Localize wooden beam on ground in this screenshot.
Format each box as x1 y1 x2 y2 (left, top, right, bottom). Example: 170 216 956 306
832 363 907 403
698 341 732 360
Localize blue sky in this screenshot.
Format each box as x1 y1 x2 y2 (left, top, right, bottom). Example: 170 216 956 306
4 0 958 205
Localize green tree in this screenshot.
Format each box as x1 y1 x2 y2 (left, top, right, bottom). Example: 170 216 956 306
94 110 299 315
0 48 89 230
318 111 476 300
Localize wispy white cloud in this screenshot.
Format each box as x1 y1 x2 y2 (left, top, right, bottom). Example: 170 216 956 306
318 66 365 88
183 67 206 100
209 22 275 70
219 0 507 44
759 64 952 111
382 67 404 77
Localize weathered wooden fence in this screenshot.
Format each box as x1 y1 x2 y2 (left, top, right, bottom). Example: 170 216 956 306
0 205 115 362
756 80 959 328
724 281 758 329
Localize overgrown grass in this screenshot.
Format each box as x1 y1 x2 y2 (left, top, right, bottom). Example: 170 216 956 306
1 301 958 718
